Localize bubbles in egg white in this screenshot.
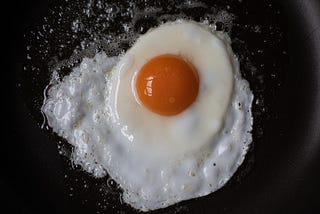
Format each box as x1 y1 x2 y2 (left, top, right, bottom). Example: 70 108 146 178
42 20 253 211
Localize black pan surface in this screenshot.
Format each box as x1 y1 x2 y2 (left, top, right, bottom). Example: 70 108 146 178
5 0 320 213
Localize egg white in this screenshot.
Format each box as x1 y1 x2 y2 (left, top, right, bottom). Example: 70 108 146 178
42 20 253 211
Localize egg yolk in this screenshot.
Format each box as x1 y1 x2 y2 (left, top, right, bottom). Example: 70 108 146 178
136 54 199 116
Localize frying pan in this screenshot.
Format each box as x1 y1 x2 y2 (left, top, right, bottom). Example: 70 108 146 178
5 0 320 213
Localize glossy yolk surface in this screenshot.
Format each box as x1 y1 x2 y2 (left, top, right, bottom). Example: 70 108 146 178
136 54 199 116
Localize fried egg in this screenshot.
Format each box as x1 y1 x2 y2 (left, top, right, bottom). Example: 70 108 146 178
42 20 253 211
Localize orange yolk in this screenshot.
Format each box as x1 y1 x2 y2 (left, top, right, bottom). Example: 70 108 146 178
136 54 199 116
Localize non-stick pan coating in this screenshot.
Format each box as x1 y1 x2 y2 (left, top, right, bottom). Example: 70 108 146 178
6 0 320 213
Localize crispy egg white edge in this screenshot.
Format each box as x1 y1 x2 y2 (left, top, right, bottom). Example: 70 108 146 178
42 21 253 212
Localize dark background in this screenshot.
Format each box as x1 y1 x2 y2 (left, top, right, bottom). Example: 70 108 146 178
5 0 320 214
